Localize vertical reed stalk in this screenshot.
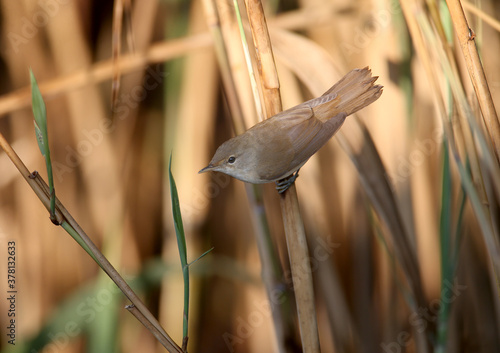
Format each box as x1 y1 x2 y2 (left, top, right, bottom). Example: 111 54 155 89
244 1 320 352
201 1 299 351
445 0 500 161
279 186 320 353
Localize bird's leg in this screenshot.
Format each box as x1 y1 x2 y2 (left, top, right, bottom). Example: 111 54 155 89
276 169 300 194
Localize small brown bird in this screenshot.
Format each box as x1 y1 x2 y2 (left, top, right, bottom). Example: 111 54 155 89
199 67 383 192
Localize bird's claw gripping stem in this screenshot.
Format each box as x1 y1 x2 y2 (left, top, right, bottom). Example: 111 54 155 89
276 169 300 194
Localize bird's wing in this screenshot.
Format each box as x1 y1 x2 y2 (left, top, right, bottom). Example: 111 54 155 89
284 102 347 174
254 100 346 182
253 105 314 181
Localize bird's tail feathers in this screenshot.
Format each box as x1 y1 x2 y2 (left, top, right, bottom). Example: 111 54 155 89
314 67 383 119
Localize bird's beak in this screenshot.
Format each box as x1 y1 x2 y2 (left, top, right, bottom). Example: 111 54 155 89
198 164 214 174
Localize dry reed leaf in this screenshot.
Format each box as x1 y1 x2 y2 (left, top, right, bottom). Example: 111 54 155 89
270 27 341 90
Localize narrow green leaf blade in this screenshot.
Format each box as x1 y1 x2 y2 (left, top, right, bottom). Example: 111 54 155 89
188 247 214 267
60 221 98 264
33 121 46 157
168 154 189 344
168 154 188 266
30 68 49 157
30 68 57 220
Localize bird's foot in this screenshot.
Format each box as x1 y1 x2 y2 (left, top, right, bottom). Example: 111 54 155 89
276 169 300 194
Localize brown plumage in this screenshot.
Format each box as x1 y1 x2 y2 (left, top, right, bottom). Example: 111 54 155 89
199 67 383 186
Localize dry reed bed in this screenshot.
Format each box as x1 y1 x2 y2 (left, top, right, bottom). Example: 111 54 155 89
0 0 499 352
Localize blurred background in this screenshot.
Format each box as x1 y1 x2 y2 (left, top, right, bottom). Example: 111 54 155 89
0 0 500 352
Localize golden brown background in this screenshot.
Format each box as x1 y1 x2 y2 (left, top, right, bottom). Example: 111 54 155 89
0 0 499 352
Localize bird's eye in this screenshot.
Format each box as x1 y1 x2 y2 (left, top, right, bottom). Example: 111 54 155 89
228 156 236 164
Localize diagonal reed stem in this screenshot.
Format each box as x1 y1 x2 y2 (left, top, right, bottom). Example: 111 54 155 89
0 131 183 353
